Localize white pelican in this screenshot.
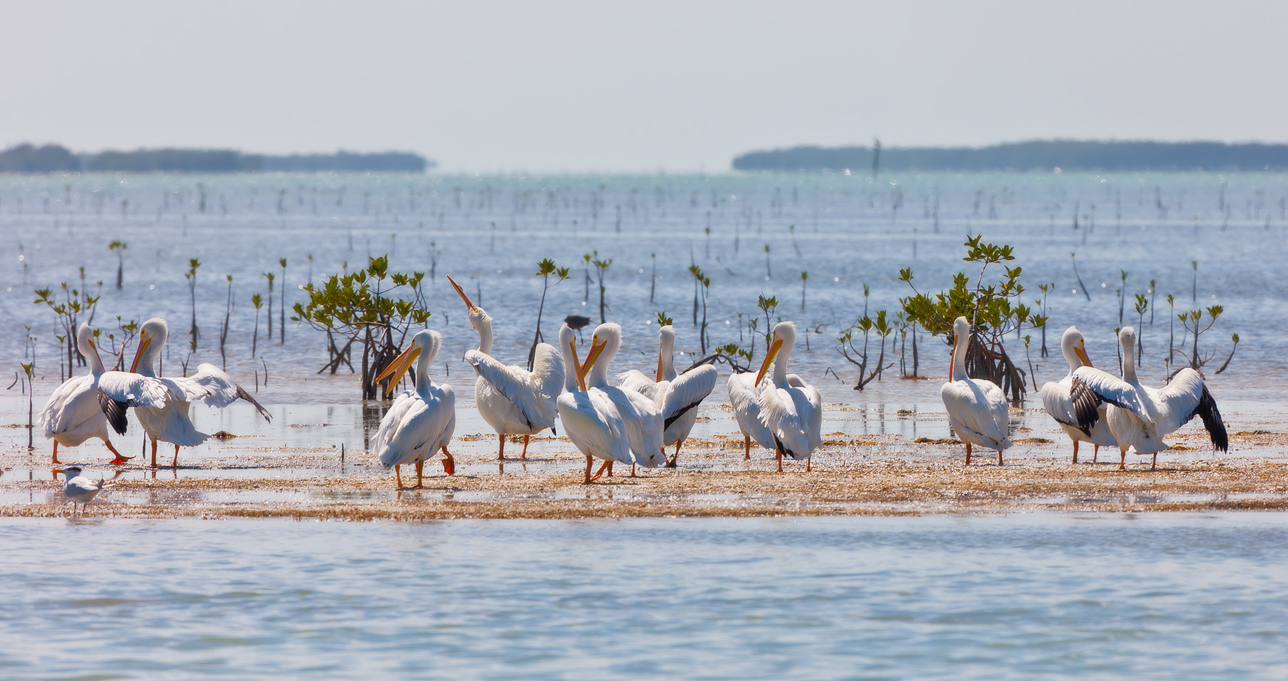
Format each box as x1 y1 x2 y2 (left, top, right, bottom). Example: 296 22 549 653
1071 326 1227 470
752 321 823 472
618 324 718 467
448 275 562 460
39 323 132 465
941 316 1012 465
98 318 271 467
1040 326 1117 463
371 329 456 488
555 323 633 483
59 466 107 517
580 322 667 476
727 368 778 461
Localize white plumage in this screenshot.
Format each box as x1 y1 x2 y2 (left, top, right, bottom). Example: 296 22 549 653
555 324 635 483
449 275 562 460
940 316 1012 465
60 466 107 517
38 323 131 465
582 323 667 472
98 318 270 467
1071 326 1227 470
371 329 456 488
753 322 823 471
1040 326 1117 463
618 324 718 467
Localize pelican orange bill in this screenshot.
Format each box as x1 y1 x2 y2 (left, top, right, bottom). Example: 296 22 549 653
755 338 783 386
446 274 476 311
129 335 152 374
376 345 421 395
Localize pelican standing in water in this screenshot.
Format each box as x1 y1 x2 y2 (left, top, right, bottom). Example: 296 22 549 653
372 329 456 488
1040 326 1117 463
555 323 634 483
448 275 562 460
1071 326 1227 470
752 322 822 472
940 316 1012 465
98 318 270 467
618 324 717 467
580 322 667 476
39 323 132 464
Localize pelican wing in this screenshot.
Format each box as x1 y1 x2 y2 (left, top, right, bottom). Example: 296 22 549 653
96 371 173 435
727 372 775 449
557 390 632 464
374 385 456 468
1071 367 1154 425
757 381 823 460
660 364 717 430
604 386 666 467
40 375 97 437
1152 369 1228 451
941 378 1011 449
1041 376 1101 435
465 349 557 431
176 364 271 420
617 370 665 403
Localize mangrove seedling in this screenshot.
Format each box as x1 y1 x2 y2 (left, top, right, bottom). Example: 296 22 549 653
527 258 570 370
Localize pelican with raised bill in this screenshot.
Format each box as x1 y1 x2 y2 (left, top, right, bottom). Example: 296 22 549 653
940 316 1012 465
98 318 271 467
39 323 133 465
580 323 667 477
1040 326 1117 463
1071 326 1228 470
448 274 562 460
753 321 822 472
371 329 456 488
555 323 634 483
618 323 718 467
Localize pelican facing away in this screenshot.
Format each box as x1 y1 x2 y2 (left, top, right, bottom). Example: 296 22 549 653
580 323 667 476
752 321 822 472
618 324 718 467
940 316 1012 465
1071 326 1227 470
372 329 457 488
1040 326 1117 463
448 275 562 460
555 323 634 483
39 323 131 464
98 318 270 467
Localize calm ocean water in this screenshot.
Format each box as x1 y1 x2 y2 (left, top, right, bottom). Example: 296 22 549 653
2 514 1286 679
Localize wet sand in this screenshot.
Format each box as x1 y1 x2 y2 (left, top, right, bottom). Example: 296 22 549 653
5 423 1287 520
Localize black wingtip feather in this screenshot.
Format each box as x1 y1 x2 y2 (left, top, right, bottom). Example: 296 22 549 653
96 389 130 435
235 385 272 422
1195 384 1228 452
1068 377 1103 434
663 399 706 431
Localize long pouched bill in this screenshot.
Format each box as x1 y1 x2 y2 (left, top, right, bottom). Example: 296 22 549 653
375 345 421 396
754 338 783 386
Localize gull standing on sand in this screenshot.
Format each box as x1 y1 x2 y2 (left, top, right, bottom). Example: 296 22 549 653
941 316 1012 465
59 466 107 517
98 318 271 467
448 275 563 460
371 329 456 488
39 323 132 465
1040 326 1117 463
751 321 822 472
1070 326 1228 470
555 323 634 483
580 323 667 476
618 324 718 467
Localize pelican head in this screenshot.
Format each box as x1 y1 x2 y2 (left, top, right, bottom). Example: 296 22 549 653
558 323 588 391
1118 326 1136 353
755 321 796 386
446 274 490 330
657 325 675 380
949 316 973 377
1061 326 1092 369
131 318 169 374
375 329 441 396
580 322 622 377
76 323 105 373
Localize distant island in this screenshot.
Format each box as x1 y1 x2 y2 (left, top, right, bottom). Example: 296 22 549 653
0 143 434 173
732 140 1288 173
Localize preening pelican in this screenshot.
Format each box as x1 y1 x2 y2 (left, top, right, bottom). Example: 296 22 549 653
98 318 271 467
59 466 107 517
752 322 822 472
618 324 718 467
940 316 1012 465
581 323 667 476
39 323 131 465
1071 326 1228 470
555 323 633 483
371 329 456 488
448 275 562 460
728 367 778 461
1040 326 1116 463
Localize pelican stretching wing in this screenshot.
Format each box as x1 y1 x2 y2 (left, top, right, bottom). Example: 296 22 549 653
618 324 718 467
1039 326 1117 463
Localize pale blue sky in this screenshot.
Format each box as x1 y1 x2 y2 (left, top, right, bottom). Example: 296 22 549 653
2 0 1285 171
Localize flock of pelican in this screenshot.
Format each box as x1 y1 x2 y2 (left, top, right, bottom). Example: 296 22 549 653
39 304 1228 498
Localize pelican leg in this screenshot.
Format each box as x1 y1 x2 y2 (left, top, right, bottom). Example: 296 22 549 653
1093 445 1100 464
776 448 784 473
583 455 594 484
607 461 614 478
522 434 530 460
1151 452 1158 470
590 459 612 481
630 463 637 477
965 443 972 466
150 439 158 468
441 447 456 475
171 444 180 468
395 464 403 489
1072 440 1079 465
744 435 751 461
998 449 1003 466
1119 446 1128 471
104 440 133 465
414 459 424 488
806 457 812 473
666 441 681 468
52 441 61 465
497 433 505 460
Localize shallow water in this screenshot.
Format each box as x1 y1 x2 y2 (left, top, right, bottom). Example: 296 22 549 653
2 514 1286 679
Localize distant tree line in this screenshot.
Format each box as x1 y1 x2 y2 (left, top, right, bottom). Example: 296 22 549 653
733 140 1288 172
0 143 435 173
